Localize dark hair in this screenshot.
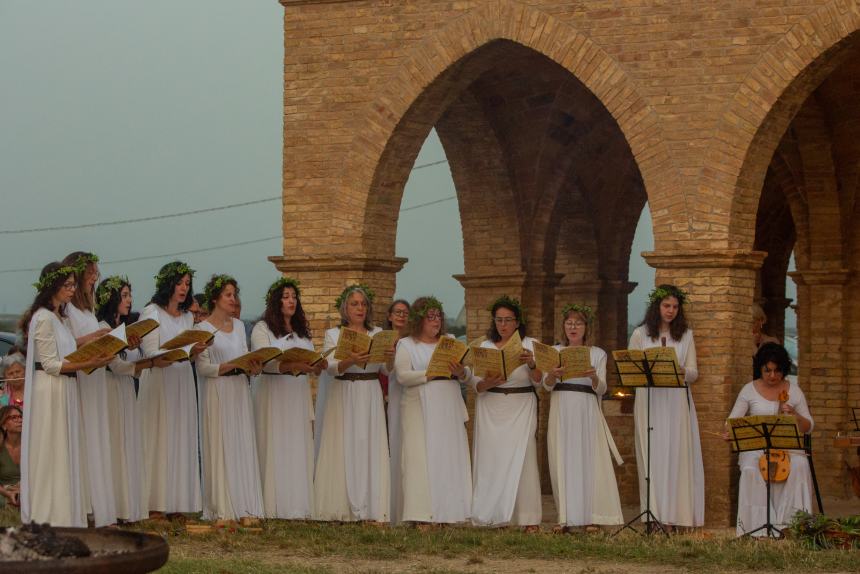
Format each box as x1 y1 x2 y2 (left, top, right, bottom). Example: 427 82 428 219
95 278 132 328
193 293 206 307
0 405 22 440
561 309 589 345
639 284 689 341
384 299 411 330
61 251 97 312
408 297 446 339
754 342 791 379
262 283 310 339
486 301 527 343
202 275 239 312
19 262 74 347
150 261 195 311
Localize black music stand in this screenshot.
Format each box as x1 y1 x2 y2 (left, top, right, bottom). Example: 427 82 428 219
612 349 686 537
851 407 860 431
728 415 803 538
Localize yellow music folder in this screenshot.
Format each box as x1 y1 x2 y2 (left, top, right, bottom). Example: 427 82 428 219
425 337 469 379
125 318 159 340
65 323 128 374
161 329 215 350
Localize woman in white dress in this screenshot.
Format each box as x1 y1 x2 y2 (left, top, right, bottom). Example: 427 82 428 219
543 304 623 532
393 296 471 526
251 277 324 519
138 261 205 518
19 263 112 527
470 295 543 530
726 342 813 537
195 274 264 521
314 284 392 522
629 284 704 529
95 275 149 523
61 251 117 527
384 299 410 524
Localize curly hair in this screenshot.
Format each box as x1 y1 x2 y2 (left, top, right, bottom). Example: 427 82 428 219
754 342 791 379
639 284 689 341
262 282 310 339
150 261 195 311
202 275 239 312
408 296 446 339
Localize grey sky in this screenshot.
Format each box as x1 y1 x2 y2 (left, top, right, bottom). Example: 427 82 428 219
0 1 791 331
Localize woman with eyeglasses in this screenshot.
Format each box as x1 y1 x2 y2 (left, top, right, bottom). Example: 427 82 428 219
61 251 118 527
391 297 471 526
0 405 22 508
19 263 113 527
314 284 393 523
629 284 703 530
543 304 623 532
251 277 323 520
470 295 543 530
383 298 410 523
0 353 25 408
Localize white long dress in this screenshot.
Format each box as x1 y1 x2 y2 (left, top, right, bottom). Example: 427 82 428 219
21 308 88 527
251 322 314 519
544 346 624 526
728 380 814 536
393 337 471 524
67 304 117 527
196 319 264 520
102 332 146 523
628 326 704 527
387 356 404 524
138 304 201 513
470 337 542 527
313 326 390 522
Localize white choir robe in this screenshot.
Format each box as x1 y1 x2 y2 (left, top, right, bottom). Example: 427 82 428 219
251 322 314 519
196 319 264 520
629 326 704 527
67 304 117 527
543 345 624 526
728 380 814 536
138 304 202 513
21 308 88 527
392 337 471 524
313 326 390 522
470 336 542 527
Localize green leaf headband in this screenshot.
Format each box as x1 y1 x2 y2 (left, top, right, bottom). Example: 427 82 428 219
32 266 76 292
335 283 375 309
96 275 129 310
154 262 195 291
487 294 526 324
72 253 99 275
266 277 301 303
203 274 236 308
409 296 443 323
648 286 688 306
561 303 593 323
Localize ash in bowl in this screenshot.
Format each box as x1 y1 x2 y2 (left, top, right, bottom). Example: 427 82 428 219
0 523 92 561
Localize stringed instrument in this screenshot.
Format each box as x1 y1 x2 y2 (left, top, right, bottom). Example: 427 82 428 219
758 388 792 482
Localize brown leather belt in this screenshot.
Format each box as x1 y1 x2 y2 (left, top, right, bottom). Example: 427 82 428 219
553 383 596 396
487 386 534 395
336 372 378 381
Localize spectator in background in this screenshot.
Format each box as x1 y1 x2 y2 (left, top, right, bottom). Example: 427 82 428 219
191 294 209 324
0 405 22 508
0 353 25 408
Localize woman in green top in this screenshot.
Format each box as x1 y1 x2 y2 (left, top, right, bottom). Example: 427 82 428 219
0 405 22 507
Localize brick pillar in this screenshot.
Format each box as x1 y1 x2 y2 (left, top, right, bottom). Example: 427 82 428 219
788 268 850 496
762 296 793 343
643 248 767 528
599 280 639 367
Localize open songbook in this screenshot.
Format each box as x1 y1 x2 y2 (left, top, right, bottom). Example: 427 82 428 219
136 343 197 366
470 331 526 379
425 337 470 379
125 318 159 340
612 346 683 387
228 347 284 374
65 323 128 374
160 329 215 351
333 328 399 366
726 415 803 452
531 342 591 380
277 347 334 376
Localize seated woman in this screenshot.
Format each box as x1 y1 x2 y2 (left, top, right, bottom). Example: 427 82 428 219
0 353 25 408
0 405 22 508
726 342 813 537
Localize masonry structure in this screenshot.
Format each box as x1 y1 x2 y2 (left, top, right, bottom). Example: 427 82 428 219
270 0 860 527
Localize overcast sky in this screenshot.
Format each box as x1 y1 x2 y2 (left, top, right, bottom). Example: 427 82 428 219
0 1 791 331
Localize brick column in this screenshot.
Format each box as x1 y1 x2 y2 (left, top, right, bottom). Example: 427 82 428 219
762 296 793 343
788 268 850 495
642 248 767 528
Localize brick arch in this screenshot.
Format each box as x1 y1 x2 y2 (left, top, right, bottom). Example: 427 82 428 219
714 0 860 248
344 0 675 258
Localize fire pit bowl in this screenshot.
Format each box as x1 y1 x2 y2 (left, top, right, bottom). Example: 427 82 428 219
0 527 169 573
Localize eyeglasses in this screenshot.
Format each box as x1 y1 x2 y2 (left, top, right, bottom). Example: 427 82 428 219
391 310 409 318
564 321 586 328
62 280 77 290
494 317 517 325
425 312 443 320
4 415 22 421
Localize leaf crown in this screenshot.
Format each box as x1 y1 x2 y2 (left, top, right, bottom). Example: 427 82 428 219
409 296 444 323
203 274 236 308
487 294 526 324
561 303 593 323
648 285 688 306
266 277 301 303
154 262 195 291
71 253 99 275
335 283 375 309
96 275 129 310
32 266 76 292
